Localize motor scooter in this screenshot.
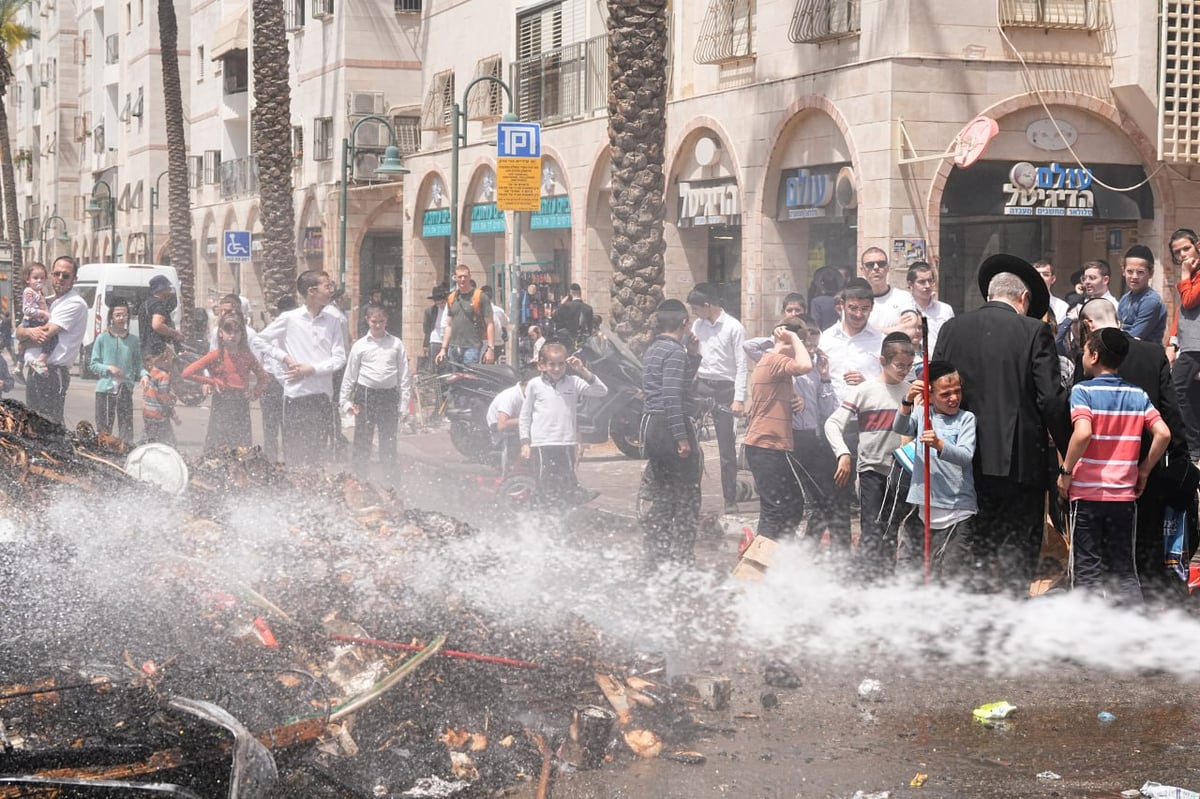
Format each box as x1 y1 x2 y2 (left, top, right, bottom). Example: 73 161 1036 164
440 361 518 464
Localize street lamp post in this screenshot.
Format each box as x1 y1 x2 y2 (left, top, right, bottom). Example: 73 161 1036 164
338 114 409 293
39 213 70 263
448 77 519 272
86 179 116 258
148 169 169 263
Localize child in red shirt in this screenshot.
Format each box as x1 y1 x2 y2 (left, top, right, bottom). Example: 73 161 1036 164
182 314 266 451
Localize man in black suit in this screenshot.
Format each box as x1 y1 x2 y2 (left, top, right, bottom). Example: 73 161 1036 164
552 284 595 351
1076 299 1191 599
933 254 1071 593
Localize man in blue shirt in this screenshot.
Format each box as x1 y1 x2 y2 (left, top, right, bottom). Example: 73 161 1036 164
1118 244 1167 343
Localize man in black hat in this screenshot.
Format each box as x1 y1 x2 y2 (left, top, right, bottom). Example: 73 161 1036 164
423 285 448 371
933 254 1071 592
138 273 183 356
640 298 703 566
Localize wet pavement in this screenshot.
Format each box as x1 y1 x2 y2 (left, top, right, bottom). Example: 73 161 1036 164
8 373 1200 798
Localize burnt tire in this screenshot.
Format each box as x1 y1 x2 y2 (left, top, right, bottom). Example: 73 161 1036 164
497 474 538 512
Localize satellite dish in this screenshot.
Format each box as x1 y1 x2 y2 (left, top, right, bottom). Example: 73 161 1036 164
953 115 999 168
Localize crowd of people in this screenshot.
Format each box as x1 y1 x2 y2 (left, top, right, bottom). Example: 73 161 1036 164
637 243 1199 605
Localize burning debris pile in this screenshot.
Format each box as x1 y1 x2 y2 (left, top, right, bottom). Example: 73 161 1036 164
0 402 734 797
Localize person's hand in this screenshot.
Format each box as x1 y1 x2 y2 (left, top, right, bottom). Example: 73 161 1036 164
906 381 925 405
919 429 941 451
684 333 699 355
677 439 691 458
27 327 48 345
108 365 124 380
815 349 830 379
347 403 360 416
1183 254 1198 279
520 444 531 460
285 361 314 382
1135 469 1150 497
833 454 852 487
482 348 496 365
435 349 446 365
730 400 744 417
791 396 806 415
1057 472 1071 500
566 355 584 372
843 370 865 386
1169 346 1179 366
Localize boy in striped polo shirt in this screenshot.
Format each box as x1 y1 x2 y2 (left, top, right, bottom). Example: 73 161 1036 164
1058 328 1172 603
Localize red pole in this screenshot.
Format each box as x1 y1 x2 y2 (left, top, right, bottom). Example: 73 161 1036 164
921 316 932 585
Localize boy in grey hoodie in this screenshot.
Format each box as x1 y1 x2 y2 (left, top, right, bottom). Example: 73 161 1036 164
893 360 979 587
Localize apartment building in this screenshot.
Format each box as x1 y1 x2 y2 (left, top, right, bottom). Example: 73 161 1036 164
10 0 423 327
402 0 1200 349
10 0 1200 354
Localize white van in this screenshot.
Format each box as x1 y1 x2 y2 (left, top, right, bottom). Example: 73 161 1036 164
74 263 181 375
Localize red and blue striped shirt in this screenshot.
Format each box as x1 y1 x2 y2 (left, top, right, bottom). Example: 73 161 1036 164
1069 373 1162 502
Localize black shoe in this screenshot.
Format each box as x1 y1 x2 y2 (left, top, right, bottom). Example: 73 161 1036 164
724 501 740 515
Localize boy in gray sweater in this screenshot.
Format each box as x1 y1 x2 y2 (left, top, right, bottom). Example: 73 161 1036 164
520 340 608 506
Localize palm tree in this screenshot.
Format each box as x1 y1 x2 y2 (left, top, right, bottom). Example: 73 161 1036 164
157 0 194 313
252 0 296 309
0 0 36 279
607 0 667 354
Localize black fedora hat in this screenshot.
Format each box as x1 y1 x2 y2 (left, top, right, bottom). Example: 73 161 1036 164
977 253 1050 320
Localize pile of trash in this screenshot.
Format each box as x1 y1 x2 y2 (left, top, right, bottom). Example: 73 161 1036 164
0 402 729 797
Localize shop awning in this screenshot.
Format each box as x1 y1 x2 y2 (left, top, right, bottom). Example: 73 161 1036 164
211 9 249 61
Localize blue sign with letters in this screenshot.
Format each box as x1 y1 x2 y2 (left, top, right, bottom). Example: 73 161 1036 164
224 230 252 261
496 122 541 159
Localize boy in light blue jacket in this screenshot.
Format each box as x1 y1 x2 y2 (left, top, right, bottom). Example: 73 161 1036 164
893 360 979 586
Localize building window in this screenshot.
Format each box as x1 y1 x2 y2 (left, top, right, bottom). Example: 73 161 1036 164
468 55 504 119
514 2 563 123
420 69 455 130
1161 0 1200 162
292 125 304 161
312 0 333 18
788 0 860 43
694 0 754 64
188 155 203 188
392 114 421 155
999 0 1101 29
285 0 305 30
93 123 105 154
395 0 421 11
204 149 221 184
314 117 333 161
197 45 205 79
106 33 119 63
222 50 248 94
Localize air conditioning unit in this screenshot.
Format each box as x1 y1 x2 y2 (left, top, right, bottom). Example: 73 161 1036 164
348 91 385 117
353 151 386 181
351 117 386 148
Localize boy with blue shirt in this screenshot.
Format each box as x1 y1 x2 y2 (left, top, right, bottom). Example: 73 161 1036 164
893 360 979 586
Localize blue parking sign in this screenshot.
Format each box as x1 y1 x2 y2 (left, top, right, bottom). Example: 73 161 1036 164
496 122 541 159
224 230 251 261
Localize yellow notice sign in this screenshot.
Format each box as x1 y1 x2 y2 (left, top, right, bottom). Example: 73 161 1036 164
496 157 542 212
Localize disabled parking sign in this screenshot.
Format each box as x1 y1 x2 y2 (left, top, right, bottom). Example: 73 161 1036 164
224 230 251 261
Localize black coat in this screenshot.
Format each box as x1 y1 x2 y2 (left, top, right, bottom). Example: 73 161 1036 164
933 301 1071 487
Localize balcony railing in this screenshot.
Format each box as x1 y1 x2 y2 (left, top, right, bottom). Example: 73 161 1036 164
510 33 606 127
105 33 119 64
219 155 260 199
788 0 860 43
999 0 1102 29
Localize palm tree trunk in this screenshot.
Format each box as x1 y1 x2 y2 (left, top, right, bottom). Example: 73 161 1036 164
607 0 667 354
253 0 297 309
158 0 194 313
0 94 21 278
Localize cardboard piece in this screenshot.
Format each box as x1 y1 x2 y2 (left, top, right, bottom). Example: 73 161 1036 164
733 535 777 581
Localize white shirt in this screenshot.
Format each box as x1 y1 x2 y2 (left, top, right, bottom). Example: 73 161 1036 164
819 322 885 403
912 298 955 355
493 305 510 337
258 304 348 399
42 288 88 367
487 383 525 430
339 331 410 414
868 287 914 331
692 311 748 402
1048 295 1069 324
429 304 447 346
1097 290 1119 311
